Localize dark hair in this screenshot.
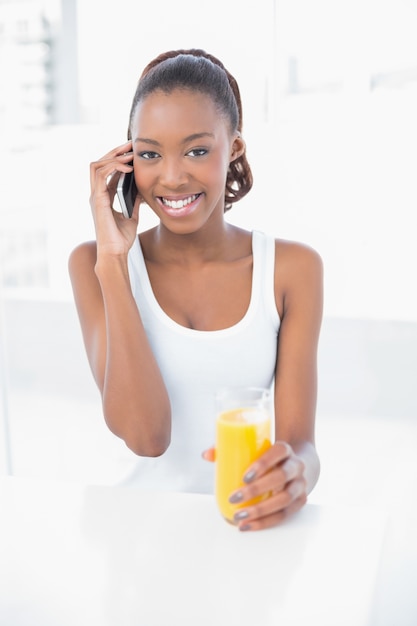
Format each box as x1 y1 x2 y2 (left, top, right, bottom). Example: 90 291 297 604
128 49 253 211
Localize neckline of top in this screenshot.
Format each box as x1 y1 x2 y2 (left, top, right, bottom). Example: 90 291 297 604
131 230 264 336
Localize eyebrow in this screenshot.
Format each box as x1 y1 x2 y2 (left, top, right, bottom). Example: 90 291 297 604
134 132 215 146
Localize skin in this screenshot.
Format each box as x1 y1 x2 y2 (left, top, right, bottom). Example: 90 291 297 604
69 88 323 531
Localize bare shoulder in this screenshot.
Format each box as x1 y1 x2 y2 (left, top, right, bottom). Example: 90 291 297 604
275 238 322 268
275 238 323 281
274 239 323 315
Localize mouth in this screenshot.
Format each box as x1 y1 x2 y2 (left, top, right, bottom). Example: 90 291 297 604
157 193 203 217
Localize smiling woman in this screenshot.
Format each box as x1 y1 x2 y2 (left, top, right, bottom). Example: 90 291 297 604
131 89 244 229
128 50 252 211
1 3 416 621
68 49 323 532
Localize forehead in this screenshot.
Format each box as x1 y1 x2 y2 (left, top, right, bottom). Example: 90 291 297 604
131 89 229 138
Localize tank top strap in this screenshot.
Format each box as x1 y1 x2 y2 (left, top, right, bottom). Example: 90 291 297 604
252 230 280 328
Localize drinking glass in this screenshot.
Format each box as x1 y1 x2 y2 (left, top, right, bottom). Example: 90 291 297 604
214 387 272 523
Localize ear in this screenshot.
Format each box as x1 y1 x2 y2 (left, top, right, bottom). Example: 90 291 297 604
230 133 246 163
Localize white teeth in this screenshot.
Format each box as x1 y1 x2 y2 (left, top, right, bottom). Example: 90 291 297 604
161 194 199 209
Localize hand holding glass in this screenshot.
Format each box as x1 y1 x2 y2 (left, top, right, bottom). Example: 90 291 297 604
214 387 272 523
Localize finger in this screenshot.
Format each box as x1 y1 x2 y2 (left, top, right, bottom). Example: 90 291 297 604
107 170 121 199
237 493 307 532
229 456 305 505
242 441 293 484
98 141 132 161
233 476 306 524
202 448 216 462
89 144 133 194
90 160 133 198
90 155 133 187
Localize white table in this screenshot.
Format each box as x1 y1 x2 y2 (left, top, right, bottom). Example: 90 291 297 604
0 477 386 626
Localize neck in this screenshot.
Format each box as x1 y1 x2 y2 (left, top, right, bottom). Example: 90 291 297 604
151 220 235 265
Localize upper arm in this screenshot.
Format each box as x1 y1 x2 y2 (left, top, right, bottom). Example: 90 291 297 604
273 241 324 444
68 241 106 391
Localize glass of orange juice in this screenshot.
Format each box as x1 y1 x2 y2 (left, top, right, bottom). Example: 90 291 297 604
214 387 272 523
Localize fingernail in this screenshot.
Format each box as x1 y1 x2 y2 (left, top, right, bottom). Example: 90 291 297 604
229 491 243 504
243 469 257 483
239 524 251 532
234 510 249 521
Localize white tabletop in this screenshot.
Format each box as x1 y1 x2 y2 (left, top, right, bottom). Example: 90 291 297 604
0 477 386 626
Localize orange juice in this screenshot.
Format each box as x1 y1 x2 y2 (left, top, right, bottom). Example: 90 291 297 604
215 407 271 523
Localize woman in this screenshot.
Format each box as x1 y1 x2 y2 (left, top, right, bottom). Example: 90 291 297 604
69 49 323 531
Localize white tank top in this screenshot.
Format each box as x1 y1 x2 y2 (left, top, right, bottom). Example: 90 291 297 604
123 230 281 493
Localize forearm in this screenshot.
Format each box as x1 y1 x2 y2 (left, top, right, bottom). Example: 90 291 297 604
95 255 171 456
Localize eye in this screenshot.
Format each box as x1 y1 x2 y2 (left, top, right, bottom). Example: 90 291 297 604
187 148 208 157
138 151 160 160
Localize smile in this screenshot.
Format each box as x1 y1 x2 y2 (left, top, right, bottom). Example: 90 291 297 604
156 193 203 218
160 194 201 209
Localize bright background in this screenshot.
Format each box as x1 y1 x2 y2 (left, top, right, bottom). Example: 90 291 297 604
1 0 417 319
0 2 416 624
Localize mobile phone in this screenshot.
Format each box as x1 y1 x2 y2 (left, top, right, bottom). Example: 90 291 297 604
116 167 137 218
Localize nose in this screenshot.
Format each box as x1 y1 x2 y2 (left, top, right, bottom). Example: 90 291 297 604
159 157 188 189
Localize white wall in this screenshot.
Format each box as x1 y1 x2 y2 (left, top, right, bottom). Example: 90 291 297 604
1 0 416 324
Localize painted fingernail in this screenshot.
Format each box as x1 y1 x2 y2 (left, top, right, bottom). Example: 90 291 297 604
239 523 251 532
234 510 249 521
229 491 243 504
243 469 257 483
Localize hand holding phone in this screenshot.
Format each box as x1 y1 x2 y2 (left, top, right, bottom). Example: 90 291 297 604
116 166 137 218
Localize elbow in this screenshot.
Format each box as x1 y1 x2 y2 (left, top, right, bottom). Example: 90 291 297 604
125 431 171 457
104 409 171 458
